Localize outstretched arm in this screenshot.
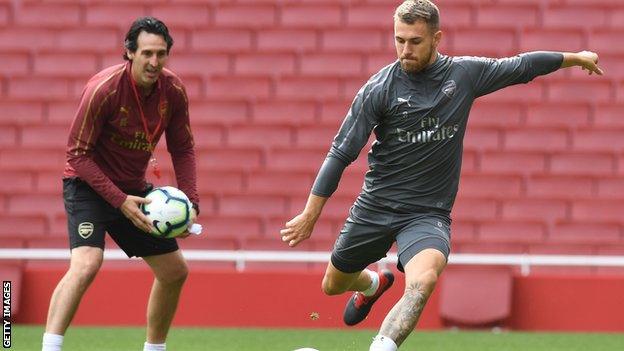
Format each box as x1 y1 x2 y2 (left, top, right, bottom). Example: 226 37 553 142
464 50 603 97
561 51 604 75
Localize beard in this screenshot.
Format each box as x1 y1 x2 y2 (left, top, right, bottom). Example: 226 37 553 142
400 46 435 73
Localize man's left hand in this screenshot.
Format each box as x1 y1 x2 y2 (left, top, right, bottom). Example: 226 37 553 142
576 51 604 75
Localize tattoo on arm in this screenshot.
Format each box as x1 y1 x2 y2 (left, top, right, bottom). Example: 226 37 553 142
378 282 428 347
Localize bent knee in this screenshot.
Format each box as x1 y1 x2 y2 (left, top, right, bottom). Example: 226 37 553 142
321 277 347 296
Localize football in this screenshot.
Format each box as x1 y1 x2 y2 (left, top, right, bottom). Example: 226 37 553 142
141 186 192 238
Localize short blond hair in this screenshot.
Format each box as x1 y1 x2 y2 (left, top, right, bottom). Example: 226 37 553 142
394 0 440 32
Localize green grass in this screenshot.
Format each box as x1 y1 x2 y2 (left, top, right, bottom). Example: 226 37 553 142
13 325 624 351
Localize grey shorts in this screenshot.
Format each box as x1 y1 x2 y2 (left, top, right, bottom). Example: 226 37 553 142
331 200 451 273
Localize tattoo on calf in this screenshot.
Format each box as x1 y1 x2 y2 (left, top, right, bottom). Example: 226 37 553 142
379 282 428 346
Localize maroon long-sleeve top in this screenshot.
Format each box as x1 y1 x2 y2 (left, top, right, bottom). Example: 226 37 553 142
63 62 199 210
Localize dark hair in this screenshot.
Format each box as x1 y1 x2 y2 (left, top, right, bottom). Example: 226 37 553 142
394 0 440 33
123 16 174 60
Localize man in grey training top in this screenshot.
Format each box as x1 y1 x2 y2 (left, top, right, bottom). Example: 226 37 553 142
280 1 603 350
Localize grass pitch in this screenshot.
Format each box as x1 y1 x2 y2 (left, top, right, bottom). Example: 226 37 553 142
14 325 624 351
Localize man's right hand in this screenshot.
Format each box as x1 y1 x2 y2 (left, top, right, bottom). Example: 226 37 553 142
281 194 329 247
120 195 154 233
280 212 318 247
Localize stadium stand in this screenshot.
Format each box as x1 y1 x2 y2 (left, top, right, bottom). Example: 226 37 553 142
439 266 513 327
0 0 622 274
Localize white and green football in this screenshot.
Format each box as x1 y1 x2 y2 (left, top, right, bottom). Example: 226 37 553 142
141 186 192 238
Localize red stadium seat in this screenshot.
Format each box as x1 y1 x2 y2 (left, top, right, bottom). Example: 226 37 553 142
548 152 616 176
84 4 147 29
149 5 210 28
502 127 569 152
7 194 64 220
219 195 287 217
501 198 567 224
571 129 624 153
197 170 245 195
440 266 513 327
0 28 56 51
214 4 277 28
294 126 338 148
196 147 263 172
246 171 313 196
191 125 224 148
318 100 352 124
453 27 516 56
525 175 594 200
548 80 613 104
265 148 326 172
256 29 317 53
452 198 498 221
191 28 253 53
572 199 624 223
280 5 342 29
33 53 97 77
0 171 35 194
190 100 249 125
0 52 30 77
477 220 546 245
469 102 523 128
463 128 500 152
205 76 272 100
226 125 293 148
300 53 365 77
596 177 624 199
233 53 296 76
479 81 546 104
275 77 342 100
451 221 478 245
168 54 229 78
542 6 607 30
519 28 584 52
0 214 48 238
480 151 547 175
525 103 591 128
588 30 624 55
56 28 119 51
8 77 70 100
345 4 396 29
476 4 538 29
320 29 385 53
0 100 45 125
251 100 316 125
548 221 621 245
459 174 523 198
19 125 70 148
593 104 624 128
201 216 263 240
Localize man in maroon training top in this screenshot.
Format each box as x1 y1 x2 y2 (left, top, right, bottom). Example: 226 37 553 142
41 17 199 351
